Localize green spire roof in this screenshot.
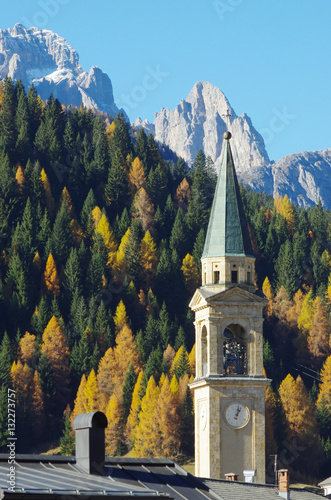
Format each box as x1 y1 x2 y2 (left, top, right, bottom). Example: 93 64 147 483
202 132 253 258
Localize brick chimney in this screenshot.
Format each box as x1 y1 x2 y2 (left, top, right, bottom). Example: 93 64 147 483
224 473 238 481
278 469 290 500
73 411 108 475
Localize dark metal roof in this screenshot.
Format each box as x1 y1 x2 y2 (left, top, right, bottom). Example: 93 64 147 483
0 455 219 500
202 478 323 500
202 133 254 259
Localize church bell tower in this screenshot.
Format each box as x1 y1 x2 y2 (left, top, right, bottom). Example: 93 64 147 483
189 131 269 483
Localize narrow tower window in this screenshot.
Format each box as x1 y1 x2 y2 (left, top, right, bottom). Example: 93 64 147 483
231 270 238 283
214 271 220 284
247 271 251 284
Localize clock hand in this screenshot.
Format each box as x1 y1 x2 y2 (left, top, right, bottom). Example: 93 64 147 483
235 406 241 419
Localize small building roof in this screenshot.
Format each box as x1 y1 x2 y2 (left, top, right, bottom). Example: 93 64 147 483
202 132 254 259
0 455 219 500
202 477 323 500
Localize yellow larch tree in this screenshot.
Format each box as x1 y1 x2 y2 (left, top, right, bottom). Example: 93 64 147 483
133 188 155 233
286 288 305 325
30 371 45 439
43 253 60 296
91 206 102 228
128 157 146 196
163 344 176 373
307 296 331 368
317 356 331 408
155 375 181 458
111 324 141 399
106 121 116 142
297 289 314 331
41 316 71 410
279 374 319 447
174 178 191 212
32 251 42 271
15 165 24 190
140 231 158 288
105 394 123 456
71 374 87 423
60 186 74 218
113 229 130 277
181 254 199 295
132 376 160 457
262 276 273 316
70 219 84 245
125 371 144 448
97 347 116 401
279 195 296 236
169 374 179 400
114 300 129 333
19 332 37 368
40 168 55 216
95 213 117 266
84 369 100 412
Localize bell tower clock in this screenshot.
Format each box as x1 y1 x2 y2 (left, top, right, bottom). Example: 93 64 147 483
189 131 269 483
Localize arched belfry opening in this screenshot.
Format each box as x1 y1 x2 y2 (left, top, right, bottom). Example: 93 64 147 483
223 324 247 375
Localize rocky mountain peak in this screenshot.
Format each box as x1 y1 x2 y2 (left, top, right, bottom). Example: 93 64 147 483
0 24 124 117
153 81 270 172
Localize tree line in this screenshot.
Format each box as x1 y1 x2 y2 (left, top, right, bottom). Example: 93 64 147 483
0 75 331 480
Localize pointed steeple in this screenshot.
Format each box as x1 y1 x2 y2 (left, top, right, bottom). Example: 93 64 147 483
202 131 253 259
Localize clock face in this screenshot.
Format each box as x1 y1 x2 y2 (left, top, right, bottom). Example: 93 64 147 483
225 403 250 429
200 403 207 430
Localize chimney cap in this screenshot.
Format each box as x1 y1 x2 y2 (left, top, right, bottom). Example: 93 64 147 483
73 411 108 430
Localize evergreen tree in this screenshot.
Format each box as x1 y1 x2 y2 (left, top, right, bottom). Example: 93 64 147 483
60 410 75 455
122 362 136 421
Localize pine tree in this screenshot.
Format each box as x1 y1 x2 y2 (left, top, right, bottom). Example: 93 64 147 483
0 333 12 387
60 409 75 455
163 345 176 375
50 200 72 265
122 362 137 421
171 346 190 379
40 168 55 217
192 227 205 273
169 208 188 259
174 178 191 213
0 386 8 450
105 149 128 214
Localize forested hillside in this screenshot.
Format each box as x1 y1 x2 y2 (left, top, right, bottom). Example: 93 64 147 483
0 76 331 481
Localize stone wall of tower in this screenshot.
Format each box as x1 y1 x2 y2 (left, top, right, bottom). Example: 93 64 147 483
201 256 256 291
194 297 265 378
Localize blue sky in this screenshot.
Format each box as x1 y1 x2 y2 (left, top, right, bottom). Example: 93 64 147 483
2 0 331 162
